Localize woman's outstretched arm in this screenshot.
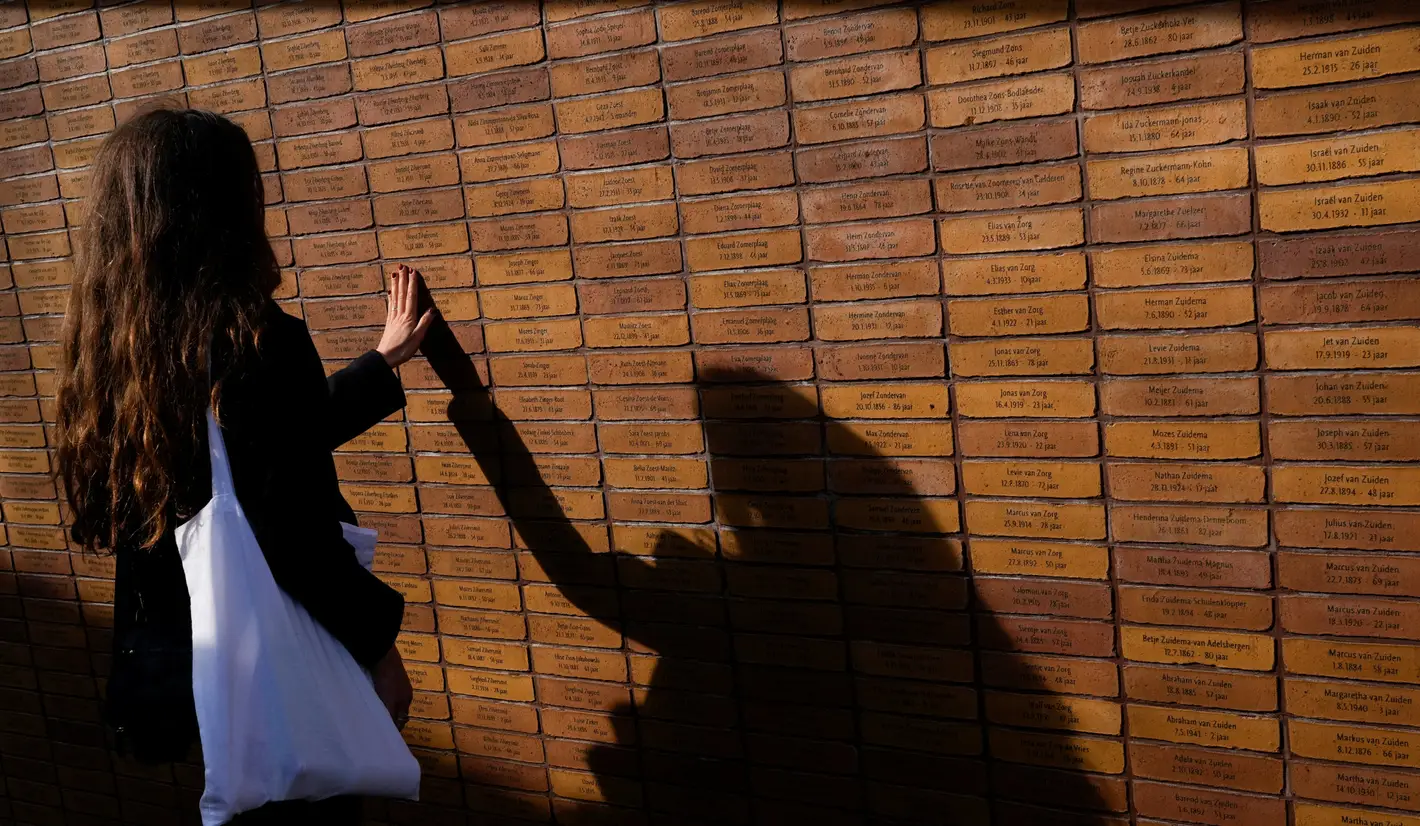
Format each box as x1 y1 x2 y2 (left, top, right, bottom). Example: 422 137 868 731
223 309 405 668
323 266 433 449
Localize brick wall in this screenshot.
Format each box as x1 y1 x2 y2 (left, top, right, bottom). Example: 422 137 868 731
3 0 1420 824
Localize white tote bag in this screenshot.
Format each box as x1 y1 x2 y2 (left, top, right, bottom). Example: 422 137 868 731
178 409 420 826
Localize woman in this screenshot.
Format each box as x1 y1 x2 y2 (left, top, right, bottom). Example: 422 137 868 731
54 109 433 823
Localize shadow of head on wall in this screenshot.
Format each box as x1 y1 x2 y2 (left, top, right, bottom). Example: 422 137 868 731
415 313 1124 826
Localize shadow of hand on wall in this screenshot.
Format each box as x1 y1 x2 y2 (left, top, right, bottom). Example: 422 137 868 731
418 313 1124 826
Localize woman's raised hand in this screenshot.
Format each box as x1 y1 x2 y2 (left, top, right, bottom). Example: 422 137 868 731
376 265 435 368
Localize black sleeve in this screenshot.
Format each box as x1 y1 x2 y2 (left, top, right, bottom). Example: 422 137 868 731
221 315 405 668
325 350 405 450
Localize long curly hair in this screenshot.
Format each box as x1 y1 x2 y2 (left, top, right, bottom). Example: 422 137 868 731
56 109 280 551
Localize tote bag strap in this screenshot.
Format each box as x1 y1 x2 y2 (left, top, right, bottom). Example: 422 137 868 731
204 346 238 500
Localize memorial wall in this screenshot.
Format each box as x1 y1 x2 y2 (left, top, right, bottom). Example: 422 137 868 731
2 0 1420 823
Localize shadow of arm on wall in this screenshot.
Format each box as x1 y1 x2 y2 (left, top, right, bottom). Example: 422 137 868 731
416 311 631 642
417 311 1122 825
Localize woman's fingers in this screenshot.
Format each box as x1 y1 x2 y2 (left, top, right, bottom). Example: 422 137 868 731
388 265 424 324
385 264 427 356
378 267 428 367
389 267 404 318
403 266 418 317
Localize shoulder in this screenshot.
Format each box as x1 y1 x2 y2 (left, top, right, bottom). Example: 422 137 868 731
258 303 312 352
247 303 322 376
226 304 319 400
221 306 324 430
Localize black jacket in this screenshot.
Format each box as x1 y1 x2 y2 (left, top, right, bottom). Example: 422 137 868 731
105 305 407 760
